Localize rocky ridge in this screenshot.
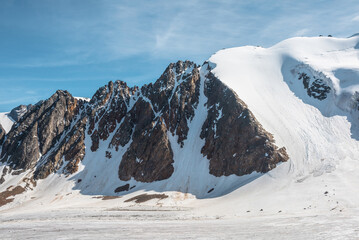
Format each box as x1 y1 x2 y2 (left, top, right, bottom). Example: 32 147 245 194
1 91 87 179
0 60 288 187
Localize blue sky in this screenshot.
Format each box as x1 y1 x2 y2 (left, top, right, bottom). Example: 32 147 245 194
0 0 358 111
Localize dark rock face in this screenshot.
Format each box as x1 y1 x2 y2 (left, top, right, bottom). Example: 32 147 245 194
34 114 87 179
0 60 289 184
353 92 359 111
1 91 87 179
0 124 5 145
91 61 198 182
298 73 331 100
88 81 135 152
8 104 32 122
80 61 201 182
124 193 168 203
201 67 289 176
118 116 174 182
114 184 130 193
142 61 201 146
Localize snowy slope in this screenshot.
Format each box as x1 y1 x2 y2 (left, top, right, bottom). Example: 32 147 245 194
74 96 90 102
194 35 359 215
0 112 15 133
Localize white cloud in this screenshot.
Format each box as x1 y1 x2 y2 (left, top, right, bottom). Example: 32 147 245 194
293 28 310 37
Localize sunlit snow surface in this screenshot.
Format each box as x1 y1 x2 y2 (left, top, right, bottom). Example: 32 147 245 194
1 36 359 239
0 112 14 133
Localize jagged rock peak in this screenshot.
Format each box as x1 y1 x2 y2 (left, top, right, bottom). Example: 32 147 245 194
0 59 288 185
89 80 138 108
1 89 86 179
168 60 198 75
143 60 198 93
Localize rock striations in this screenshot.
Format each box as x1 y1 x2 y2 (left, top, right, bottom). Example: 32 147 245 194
0 60 288 187
0 91 87 179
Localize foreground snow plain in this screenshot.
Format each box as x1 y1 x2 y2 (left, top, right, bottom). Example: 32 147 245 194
1 192 358 240
0 112 14 133
1 35 359 239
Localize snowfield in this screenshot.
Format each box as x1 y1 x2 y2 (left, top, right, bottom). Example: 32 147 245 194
204 35 359 216
1 35 359 239
0 202 358 239
0 112 14 133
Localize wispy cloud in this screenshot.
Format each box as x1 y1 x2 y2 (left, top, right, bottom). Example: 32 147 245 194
352 15 359 22
1 0 358 68
293 29 310 37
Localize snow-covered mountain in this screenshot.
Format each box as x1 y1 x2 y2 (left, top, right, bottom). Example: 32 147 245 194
0 35 359 219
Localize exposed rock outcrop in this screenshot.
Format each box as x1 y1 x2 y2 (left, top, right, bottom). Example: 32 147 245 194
118 116 174 182
9 104 32 122
0 185 26 207
143 61 201 146
88 80 135 152
353 91 359 111
1 90 87 179
298 72 331 100
89 61 200 182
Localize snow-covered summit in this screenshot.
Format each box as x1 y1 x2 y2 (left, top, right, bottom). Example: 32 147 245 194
204 35 359 214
